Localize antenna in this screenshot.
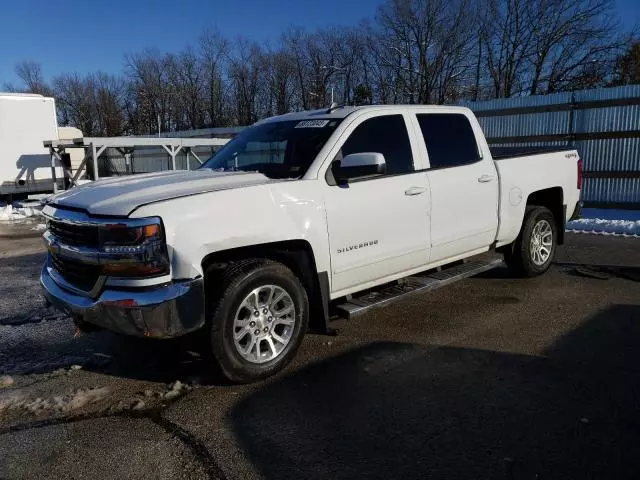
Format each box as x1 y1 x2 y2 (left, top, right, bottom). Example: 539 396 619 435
326 102 341 113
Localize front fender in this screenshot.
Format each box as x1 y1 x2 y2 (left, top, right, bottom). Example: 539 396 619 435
131 181 330 279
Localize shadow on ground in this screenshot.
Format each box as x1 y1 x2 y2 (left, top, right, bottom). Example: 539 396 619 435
560 264 640 283
0 322 208 381
229 304 640 480
476 264 640 282
88 333 210 383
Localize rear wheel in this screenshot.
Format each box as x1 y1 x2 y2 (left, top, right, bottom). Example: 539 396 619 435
504 206 557 277
207 259 308 383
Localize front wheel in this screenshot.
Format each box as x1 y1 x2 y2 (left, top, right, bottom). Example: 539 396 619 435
207 259 309 383
504 206 557 277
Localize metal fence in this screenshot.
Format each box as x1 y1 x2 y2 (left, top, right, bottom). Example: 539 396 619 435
462 85 640 208
99 145 221 177
95 127 240 177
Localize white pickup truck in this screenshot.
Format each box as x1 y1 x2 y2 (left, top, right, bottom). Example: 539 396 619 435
41 105 582 382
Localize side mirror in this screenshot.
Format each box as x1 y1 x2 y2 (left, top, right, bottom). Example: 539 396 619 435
337 152 387 184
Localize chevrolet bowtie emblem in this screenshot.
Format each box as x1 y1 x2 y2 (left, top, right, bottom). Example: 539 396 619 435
47 239 61 255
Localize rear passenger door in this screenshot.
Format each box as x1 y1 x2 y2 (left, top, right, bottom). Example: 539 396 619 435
323 113 430 295
415 113 499 262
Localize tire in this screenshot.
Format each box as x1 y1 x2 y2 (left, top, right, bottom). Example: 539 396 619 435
504 206 557 277
207 259 309 383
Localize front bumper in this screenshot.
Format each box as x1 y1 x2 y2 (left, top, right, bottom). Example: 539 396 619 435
41 265 205 338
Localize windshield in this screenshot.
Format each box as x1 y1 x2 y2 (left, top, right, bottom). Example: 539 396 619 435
201 119 342 179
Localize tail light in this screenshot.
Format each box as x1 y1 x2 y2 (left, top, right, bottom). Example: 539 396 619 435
577 158 583 190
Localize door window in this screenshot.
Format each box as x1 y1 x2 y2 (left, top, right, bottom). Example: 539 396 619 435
416 114 480 169
335 115 414 176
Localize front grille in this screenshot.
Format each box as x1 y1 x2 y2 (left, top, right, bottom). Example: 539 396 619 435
49 220 100 247
51 254 102 292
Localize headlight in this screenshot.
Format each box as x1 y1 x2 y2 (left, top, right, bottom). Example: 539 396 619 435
98 218 169 277
99 223 162 246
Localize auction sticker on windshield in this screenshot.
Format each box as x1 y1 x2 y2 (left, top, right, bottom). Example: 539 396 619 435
295 120 330 128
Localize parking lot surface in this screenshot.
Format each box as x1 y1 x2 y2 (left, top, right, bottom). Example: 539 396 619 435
1 232 639 479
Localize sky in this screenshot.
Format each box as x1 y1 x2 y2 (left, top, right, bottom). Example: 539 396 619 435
0 0 383 86
1 0 639 87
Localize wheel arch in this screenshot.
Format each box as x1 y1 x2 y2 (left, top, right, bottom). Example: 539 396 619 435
525 187 565 245
201 240 330 333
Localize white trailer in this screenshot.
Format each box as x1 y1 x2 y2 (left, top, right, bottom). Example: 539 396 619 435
0 93 63 197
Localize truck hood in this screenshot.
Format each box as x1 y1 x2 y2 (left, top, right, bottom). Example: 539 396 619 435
48 170 274 216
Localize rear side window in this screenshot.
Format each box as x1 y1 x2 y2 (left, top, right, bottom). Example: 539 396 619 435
417 114 480 169
340 115 414 175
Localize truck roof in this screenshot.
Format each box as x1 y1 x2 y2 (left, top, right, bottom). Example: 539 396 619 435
260 104 473 124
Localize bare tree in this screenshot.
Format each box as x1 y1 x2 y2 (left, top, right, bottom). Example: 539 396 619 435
53 72 126 136
53 73 98 135
7 0 635 133
1 82 20 93
165 47 206 130
125 49 173 134
14 61 52 95
376 0 478 104
199 29 230 127
92 73 127 136
228 38 268 125
282 28 313 110
327 27 370 105
304 31 337 108
265 48 296 115
480 0 536 98
526 0 630 94
611 41 640 85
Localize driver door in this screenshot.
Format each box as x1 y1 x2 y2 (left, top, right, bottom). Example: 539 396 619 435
323 112 431 295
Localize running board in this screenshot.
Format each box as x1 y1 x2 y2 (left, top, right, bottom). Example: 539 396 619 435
335 258 504 319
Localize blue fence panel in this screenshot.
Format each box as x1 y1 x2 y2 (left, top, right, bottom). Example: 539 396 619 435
462 85 640 207
583 178 640 204
478 111 570 138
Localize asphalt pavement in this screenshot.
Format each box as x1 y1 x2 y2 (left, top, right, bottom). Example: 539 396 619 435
0 232 639 479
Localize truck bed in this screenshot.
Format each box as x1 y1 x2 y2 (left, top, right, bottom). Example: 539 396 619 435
490 146 575 160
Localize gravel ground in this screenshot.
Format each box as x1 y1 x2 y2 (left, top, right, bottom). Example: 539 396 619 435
0 229 639 479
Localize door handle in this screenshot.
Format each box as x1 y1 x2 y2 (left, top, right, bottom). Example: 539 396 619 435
477 175 495 183
405 186 426 196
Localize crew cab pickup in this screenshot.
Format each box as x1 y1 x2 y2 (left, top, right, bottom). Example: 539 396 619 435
41 105 582 382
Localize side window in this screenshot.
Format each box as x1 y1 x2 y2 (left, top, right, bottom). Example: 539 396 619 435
416 114 480 169
338 115 414 175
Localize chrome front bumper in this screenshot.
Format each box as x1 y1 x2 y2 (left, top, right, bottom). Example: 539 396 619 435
41 265 205 338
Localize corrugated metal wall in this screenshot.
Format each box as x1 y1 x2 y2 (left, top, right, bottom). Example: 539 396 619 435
462 85 640 208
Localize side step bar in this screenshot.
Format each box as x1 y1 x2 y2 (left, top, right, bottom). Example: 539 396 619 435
335 258 504 319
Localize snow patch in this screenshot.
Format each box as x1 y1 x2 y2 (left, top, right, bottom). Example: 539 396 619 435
566 208 640 237
567 218 640 237
31 223 47 231
0 386 110 414
0 375 14 388
0 202 42 222
162 379 191 400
